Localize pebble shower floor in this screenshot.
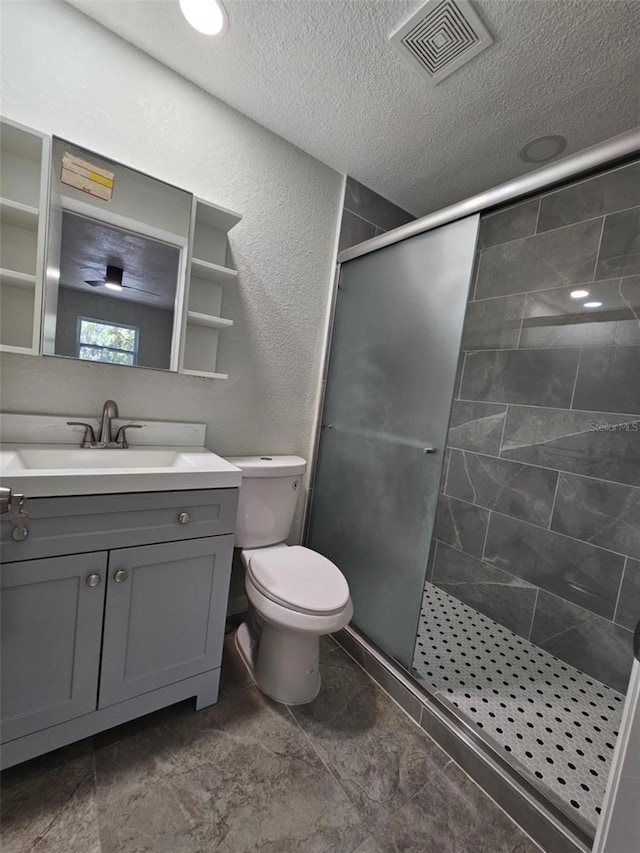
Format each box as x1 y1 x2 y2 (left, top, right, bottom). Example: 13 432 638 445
412 583 624 831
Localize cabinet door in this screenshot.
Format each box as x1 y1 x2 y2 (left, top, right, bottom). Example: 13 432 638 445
99 535 233 708
1 552 107 743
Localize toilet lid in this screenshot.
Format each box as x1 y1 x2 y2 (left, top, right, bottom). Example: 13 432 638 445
248 546 350 614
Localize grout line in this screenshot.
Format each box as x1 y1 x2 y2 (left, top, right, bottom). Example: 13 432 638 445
498 403 510 456
343 206 383 232
612 558 628 625
548 472 562 530
454 393 640 419
456 351 468 399
439 491 633 561
591 216 607 282
480 508 491 562
468 273 627 304
568 347 583 410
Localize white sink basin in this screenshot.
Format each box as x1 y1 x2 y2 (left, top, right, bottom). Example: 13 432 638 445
0 444 242 497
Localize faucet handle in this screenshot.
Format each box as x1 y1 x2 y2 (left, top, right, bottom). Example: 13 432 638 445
114 424 142 448
67 422 97 448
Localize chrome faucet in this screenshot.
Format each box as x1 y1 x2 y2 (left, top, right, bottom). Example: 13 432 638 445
67 400 142 449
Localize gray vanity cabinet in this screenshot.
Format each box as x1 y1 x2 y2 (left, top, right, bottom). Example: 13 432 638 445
0 487 238 769
99 536 233 707
0 552 107 742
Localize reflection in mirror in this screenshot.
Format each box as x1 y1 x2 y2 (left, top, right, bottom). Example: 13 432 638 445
44 139 193 371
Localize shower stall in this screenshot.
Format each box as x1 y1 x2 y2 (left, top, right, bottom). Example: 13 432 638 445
307 131 640 852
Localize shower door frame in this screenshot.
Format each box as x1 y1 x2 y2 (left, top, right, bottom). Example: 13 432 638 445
304 126 640 853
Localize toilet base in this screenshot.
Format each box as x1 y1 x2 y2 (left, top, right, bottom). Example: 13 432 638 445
235 619 321 705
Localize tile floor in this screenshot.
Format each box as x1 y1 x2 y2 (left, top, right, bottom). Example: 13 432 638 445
1 630 540 853
413 583 624 831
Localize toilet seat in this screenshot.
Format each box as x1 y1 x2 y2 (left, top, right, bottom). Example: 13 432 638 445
247 545 350 615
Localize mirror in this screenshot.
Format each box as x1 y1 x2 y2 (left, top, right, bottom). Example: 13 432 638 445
44 139 193 371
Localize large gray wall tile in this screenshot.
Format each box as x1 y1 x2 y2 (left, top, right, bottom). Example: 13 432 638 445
519 278 626 349
500 405 640 487
572 346 640 415
460 349 579 408
343 177 414 233
475 219 603 300
447 401 507 455
446 450 557 527
551 473 640 560
432 494 489 559
537 162 640 233
478 198 539 249
484 514 625 619
431 543 537 637
595 208 640 279
531 591 633 693
461 294 525 350
338 210 376 252
615 275 640 345
615 558 640 630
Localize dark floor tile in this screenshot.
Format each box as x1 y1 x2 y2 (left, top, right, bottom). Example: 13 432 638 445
475 219 603 299
531 591 633 693
353 835 384 853
519 278 630 348
339 209 376 252
433 493 489 559
445 449 558 527
447 400 507 455
93 682 367 853
551 473 640 560
461 294 525 350
500 405 640 488
479 199 540 249
372 761 540 853
0 743 99 853
537 161 640 233
289 646 450 830
344 177 414 232
615 558 640 630
431 543 537 638
461 348 579 408
596 207 640 279
362 651 422 722
572 346 640 415
485 513 625 619
332 628 366 667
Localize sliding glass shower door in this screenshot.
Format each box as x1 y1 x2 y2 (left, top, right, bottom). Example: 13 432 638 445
307 215 479 666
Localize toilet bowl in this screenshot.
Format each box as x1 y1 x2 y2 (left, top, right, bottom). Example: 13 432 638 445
227 456 352 704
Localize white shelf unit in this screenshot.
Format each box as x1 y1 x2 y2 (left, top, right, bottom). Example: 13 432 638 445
0 118 49 354
180 197 241 379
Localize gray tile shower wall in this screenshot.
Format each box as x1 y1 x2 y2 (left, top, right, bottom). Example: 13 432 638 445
338 177 414 252
429 159 640 694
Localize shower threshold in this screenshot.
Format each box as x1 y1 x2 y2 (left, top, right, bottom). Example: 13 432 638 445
412 583 624 832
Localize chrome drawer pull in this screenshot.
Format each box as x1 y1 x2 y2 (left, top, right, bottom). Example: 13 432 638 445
178 512 191 524
86 573 101 588
114 569 128 583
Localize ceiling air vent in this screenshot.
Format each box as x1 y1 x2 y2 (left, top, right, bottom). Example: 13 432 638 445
390 0 493 85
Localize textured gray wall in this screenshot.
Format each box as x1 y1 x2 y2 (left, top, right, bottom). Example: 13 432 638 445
429 159 640 693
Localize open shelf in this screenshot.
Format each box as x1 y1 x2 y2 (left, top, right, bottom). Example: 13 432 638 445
190 258 238 285
187 311 233 329
181 368 228 380
194 198 241 233
0 268 36 289
0 198 39 230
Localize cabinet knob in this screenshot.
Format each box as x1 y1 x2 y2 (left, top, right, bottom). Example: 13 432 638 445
178 512 191 525
114 569 128 583
86 573 102 588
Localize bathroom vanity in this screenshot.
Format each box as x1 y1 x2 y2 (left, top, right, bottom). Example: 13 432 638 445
0 414 241 769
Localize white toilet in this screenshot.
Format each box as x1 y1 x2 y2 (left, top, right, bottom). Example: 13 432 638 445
228 455 352 704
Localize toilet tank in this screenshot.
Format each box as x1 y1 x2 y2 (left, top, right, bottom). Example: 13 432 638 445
227 456 307 548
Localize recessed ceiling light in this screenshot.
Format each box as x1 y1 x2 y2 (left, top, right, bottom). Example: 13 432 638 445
179 0 228 35
104 282 123 292
570 289 589 299
519 135 567 164
583 301 602 308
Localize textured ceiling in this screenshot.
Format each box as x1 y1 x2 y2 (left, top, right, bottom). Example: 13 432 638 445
68 0 640 216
